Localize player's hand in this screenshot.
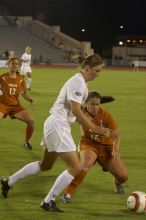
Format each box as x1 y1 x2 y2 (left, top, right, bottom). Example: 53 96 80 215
111 150 120 160
29 99 34 105
93 126 111 137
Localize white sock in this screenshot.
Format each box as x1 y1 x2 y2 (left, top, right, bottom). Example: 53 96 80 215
44 170 74 203
26 78 32 89
8 161 40 186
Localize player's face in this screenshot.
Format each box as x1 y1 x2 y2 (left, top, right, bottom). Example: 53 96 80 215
26 47 31 54
85 64 103 81
9 59 20 72
86 97 100 116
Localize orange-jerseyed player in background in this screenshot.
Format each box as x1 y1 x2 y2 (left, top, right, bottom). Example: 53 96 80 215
0 57 34 149
61 91 128 203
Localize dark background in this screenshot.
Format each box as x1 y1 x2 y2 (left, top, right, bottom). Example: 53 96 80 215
1 0 146 55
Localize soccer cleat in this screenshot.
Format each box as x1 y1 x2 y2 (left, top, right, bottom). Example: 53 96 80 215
115 184 124 194
40 200 64 213
1 177 11 198
24 142 32 150
61 193 71 203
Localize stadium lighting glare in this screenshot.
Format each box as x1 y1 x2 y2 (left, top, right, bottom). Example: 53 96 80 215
127 40 130 43
120 25 123 29
119 41 123 45
139 40 143 43
81 28 85 32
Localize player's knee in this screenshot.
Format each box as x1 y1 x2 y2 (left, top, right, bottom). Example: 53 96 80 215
28 118 34 127
81 161 93 172
118 172 128 183
40 163 53 171
69 165 82 177
74 166 82 176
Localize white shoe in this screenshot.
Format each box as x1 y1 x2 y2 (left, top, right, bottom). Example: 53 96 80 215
61 193 71 203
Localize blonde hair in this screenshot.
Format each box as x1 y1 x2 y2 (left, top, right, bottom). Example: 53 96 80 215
25 46 32 53
79 54 103 68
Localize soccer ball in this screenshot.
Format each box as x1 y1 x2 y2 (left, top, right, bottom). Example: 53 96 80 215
127 191 146 214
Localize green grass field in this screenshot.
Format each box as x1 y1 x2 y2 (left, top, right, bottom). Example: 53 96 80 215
0 66 146 220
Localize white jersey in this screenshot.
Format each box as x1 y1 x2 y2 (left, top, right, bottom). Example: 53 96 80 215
50 73 88 123
21 53 31 67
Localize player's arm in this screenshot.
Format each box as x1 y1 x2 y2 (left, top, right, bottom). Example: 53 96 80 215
21 93 33 103
21 54 29 63
106 112 121 159
111 128 120 153
21 58 29 63
70 100 111 137
20 79 33 103
111 128 121 160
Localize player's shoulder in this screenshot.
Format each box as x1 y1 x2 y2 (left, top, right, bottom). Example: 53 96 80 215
98 107 110 116
0 72 9 78
68 73 85 86
16 74 24 82
100 108 114 121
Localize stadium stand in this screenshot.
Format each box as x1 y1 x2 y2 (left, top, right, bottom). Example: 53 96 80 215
0 16 93 64
0 15 93 64
0 26 66 63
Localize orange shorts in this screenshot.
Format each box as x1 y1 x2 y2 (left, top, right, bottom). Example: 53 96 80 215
79 142 113 171
0 103 25 119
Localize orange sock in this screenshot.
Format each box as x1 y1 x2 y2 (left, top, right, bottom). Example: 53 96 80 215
64 170 87 195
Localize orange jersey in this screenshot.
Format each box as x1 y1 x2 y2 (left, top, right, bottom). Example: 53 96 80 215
80 107 117 147
0 72 26 106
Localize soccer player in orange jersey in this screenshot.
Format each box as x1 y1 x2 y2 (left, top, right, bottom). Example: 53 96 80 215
0 57 34 149
61 91 128 203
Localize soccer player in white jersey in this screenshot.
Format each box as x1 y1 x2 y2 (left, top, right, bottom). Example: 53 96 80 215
1 54 111 212
20 46 32 90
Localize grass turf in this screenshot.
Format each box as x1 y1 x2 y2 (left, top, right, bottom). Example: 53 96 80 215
0 66 146 220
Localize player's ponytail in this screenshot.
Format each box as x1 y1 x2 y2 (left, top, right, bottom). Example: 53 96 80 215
79 54 103 69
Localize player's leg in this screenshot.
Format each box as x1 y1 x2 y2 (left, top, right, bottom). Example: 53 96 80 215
41 151 81 212
40 148 58 170
104 157 128 193
62 149 97 202
14 109 34 149
0 103 8 119
40 116 83 212
26 71 32 90
0 112 4 119
1 148 57 198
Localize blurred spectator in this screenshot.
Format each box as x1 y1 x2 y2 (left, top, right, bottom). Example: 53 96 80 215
5 50 9 59
39 54 43 63
133 59 139 72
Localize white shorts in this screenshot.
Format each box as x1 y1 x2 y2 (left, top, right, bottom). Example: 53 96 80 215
42 114 76 152
20 66 32 76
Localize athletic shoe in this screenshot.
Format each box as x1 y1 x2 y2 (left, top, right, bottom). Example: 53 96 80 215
40 200 64 212
61 193 71 203
24 142 32 150
115 184 124 194
1 177 11 198
113 178 124 194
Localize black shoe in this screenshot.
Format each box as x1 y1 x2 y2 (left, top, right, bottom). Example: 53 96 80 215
1 177 11 198
40 200 64 213
24 142 32 150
